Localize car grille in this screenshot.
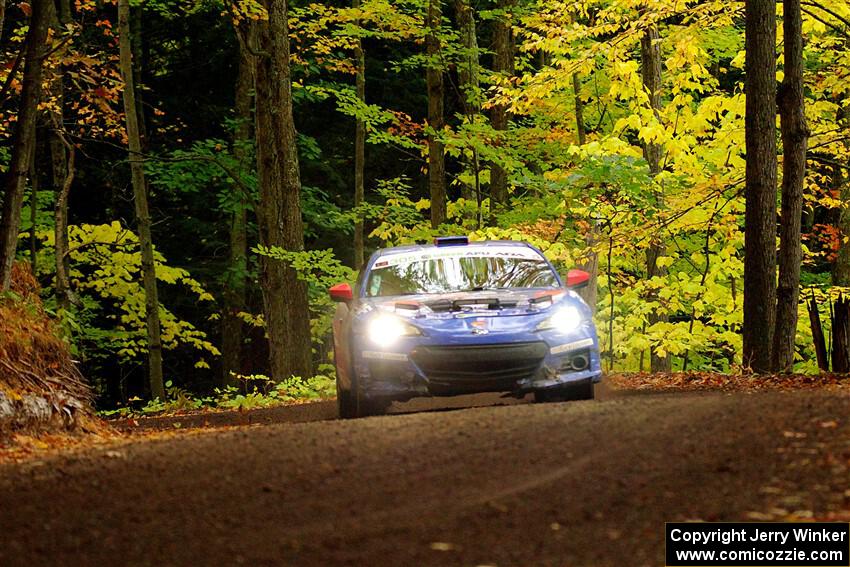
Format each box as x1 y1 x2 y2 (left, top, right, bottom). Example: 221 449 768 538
410 342 547 393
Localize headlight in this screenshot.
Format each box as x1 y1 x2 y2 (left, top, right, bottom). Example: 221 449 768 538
537 306 583 333
367 315 421 347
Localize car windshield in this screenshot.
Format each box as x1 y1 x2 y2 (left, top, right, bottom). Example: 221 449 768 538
365 246 559 297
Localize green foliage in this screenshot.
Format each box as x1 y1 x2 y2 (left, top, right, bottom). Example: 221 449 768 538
253 246 355 343
100 372 336 417
37 222 220 369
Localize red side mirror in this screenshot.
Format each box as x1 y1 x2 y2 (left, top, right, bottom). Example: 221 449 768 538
565 269 590 289
329 282 354 302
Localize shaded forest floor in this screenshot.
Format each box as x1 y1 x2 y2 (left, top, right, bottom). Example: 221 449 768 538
2 371 848 465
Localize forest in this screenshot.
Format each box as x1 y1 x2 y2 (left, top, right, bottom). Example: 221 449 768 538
1 0 849 411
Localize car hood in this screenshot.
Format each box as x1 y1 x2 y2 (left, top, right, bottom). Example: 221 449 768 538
356 288 589 326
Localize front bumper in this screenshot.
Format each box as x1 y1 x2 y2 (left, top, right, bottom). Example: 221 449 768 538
352 324 602 401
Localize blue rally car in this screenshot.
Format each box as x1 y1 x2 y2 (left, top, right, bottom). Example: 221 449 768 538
329 237 602 418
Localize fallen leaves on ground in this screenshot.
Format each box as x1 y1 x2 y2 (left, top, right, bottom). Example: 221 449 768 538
0 421 245 466
607 372 850 392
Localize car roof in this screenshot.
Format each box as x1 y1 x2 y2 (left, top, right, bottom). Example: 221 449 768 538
372 240 536 259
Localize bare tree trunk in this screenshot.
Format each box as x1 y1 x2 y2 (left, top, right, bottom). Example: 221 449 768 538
454 0 479 206
573 72 586 145
221 23 255 387
57 0 71 24
640 25 671 373
0 0 49 290
807 293 828 371
772 0 808 373
578 234 599 314
255 0 313 381
743 0 778 373
53 132 75 311
489 0 513 220
119 0 165 400
0 0 6 43
28 140 38 275
44 0 74 310
835 166 850 286
832 109 849 285
426 0 446 228
130 6 147 150
574 70 597 312
353 0 366 267
832 296 850 372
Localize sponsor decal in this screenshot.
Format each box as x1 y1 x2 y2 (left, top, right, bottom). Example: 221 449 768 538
550 338 594 355
362 351 408 361
470 319 489 335
373 246 544 269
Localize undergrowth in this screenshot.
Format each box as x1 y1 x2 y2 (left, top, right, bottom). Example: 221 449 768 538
100 369 336 418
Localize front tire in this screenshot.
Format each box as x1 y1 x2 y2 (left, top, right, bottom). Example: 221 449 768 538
336 364 390 419
356 395 390 418
336 374 357 419
534 380 595 403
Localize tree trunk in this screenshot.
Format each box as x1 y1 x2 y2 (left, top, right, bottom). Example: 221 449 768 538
832 109 849 284
574 70 596 312
489 0 513 220
118 0 165 400
807 293 828 371
426 0 446 228
454 0 479 206
57 0 71 25
353 0 366 268
640 25 671 373
578 231 599 314
130 6 148 150
53 132 75 311
255 0 313 381
573 72 586 146
772 0 808 372
221 22 255 387
0 0 49 291
28 145 38 275
743 0 778 373
46 0 74 311
0 0 6 43
835 166 850 285
832 296 850 373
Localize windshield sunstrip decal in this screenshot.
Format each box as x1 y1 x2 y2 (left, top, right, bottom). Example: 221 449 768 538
373 246 543 269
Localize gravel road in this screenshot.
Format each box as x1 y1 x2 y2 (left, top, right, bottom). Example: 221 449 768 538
2 387 849 566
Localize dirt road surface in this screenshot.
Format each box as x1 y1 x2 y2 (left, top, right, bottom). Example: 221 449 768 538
2 387 849 566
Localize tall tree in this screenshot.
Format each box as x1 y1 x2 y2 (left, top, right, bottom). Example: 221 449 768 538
254 0 313 380
426 0 446 228
772 0 809 372
45 0 74 311
573 72 586 146
640 24 671 373
574 71 598 312
454 0 480 209
353 0 366 267
0 0 49 290
743 0 778 373
52 130 75 312
834 171 850 285
118 0 165 400
221 22 256 386
489 0 514 219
